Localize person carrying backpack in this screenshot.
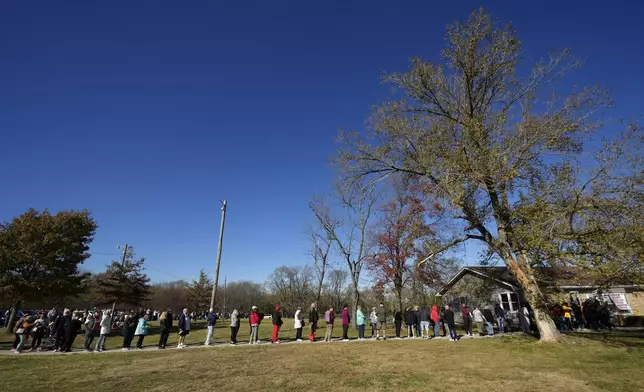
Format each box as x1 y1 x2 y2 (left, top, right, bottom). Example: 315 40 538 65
324 307 335 342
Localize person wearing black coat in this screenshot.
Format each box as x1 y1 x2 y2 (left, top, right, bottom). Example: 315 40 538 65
122 314 138 350
394 310 403 338
54 311 70 352
158 310 173 349
483 306 495 336
308 303 319 342
413 307 421 338
66 314 82 352
404 308 415 338
271 306 283 343
443 305 457 341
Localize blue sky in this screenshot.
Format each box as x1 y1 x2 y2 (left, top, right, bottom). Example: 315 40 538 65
1 1 642 284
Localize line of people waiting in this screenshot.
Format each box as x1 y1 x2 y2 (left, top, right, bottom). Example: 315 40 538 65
10 300 533 354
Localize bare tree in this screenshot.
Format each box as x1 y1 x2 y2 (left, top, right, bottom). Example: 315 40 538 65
323 268 351 311
306 204 335 302
266 265 315 315
310 182 378 326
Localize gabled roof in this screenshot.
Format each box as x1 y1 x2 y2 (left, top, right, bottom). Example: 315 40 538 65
437 266 638 296
436 267 518 296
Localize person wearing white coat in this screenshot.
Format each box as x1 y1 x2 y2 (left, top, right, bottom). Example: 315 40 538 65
95 310 112 352
294 308 304 341
369 308 378 339
472 307 486 336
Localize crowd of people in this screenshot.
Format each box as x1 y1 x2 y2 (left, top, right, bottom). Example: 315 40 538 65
6 295 615 354
550 297 615 332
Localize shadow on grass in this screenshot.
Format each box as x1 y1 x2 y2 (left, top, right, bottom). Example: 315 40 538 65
570 329 644 350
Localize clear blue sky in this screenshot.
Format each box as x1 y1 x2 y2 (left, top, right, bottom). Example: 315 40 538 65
1 0 642 284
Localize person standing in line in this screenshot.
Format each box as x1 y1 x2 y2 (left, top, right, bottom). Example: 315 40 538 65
134 312 149 350
404 307 415 338
472 306 486 336
356 306 366 340
249 306 260 344
519 304 531 334
230 308 240 345
205 308 218 346
308 303 319 342
443 304 458 341
494 303 505 334
369 307 378 339
394 308 403 339
83 310 98 352
29 312 46 352
271 305 283 344
67 312 82 352
413 306 421 337
430 305 441 338
419 305 430 339
341 305 351 341
562 302 573 332
376 303 387 340
439 306 447 337
121 313 135 350
461 304 473 337
13 313 33 354
483 306 495 336
158 310 171 349
294 307 304 342
177 308 190 348
324 307 335 342
95 310 111 352
54 309 70 352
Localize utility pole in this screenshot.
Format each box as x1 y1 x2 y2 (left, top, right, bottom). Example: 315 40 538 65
111 244 128 317
223 277 227 320
209 200 227 311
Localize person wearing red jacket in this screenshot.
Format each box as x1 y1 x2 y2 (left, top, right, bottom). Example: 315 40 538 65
430 305 441 338
249 306 261 344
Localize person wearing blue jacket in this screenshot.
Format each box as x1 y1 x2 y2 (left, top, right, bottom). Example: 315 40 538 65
205 308 218 346
356 306 366 340
134 312 149 350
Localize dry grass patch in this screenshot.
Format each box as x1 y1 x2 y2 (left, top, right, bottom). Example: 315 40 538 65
1 335 643 392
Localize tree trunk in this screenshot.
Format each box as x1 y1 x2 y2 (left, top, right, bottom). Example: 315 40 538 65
4 300 20 334
502 250 561 343
396 288 403 313
315 263 325 302
352 288 360 329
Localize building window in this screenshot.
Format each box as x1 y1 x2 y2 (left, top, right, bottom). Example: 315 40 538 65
498 292 519 312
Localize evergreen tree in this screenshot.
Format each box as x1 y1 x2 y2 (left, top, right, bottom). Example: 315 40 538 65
97 247 150 309
187 269 213 312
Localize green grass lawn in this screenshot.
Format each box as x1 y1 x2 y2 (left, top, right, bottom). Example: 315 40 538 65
0 332 643 392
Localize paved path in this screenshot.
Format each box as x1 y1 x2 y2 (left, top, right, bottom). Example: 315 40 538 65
1 333 515 356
